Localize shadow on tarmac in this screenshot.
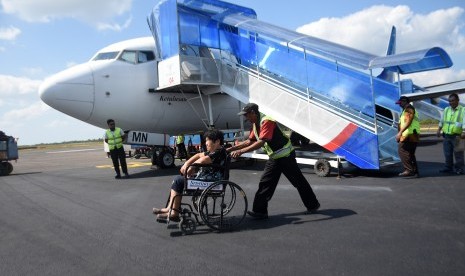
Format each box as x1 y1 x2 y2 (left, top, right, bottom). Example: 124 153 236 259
244 208 357 229
341 161 459 179
126 166 180 179
163 208 357 237
3 172 42 176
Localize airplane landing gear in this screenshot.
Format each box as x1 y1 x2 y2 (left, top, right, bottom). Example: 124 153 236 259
150 146 175 168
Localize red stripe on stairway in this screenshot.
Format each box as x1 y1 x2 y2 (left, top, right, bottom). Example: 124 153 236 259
323 123 358 152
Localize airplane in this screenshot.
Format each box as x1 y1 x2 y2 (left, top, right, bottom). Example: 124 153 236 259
39 36 243 167
39 0 465 170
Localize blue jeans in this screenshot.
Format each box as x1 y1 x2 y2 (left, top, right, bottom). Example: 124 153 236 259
443 134 464 171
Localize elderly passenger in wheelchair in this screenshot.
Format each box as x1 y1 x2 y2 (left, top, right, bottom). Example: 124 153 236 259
153 129 227 222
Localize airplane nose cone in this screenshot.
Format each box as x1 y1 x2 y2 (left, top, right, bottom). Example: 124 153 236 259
39 64 95 121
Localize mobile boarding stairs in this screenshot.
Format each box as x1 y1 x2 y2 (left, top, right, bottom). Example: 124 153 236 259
148 0 453 174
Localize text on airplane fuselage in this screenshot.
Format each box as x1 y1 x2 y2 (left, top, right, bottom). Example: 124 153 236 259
159 95 187 102
132 132 148 143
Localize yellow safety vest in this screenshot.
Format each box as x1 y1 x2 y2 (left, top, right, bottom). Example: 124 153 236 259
442 106 464 135
106 127 123 150
253 114 293 159
400 106 420 137
176 135 184 144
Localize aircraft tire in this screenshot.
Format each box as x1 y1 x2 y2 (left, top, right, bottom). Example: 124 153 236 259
314 159 331 177
157 150 175 168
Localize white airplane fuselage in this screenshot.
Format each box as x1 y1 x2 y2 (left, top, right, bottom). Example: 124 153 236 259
39 37 241 135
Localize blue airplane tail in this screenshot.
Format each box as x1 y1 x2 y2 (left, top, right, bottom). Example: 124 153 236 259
377 26 396 82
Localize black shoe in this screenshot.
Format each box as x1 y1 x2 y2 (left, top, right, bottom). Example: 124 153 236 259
399 171 419 178
115 175 121 179
306 202 320 214
247 211 268 219
456 169 464 175
403 173 419 179
124 173 130 178
398 171 413 177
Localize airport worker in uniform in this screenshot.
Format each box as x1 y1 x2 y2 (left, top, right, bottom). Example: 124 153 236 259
176 134 188 160
395 96 420 178
153 129 227 222
436 93 465 175
228 103 320 219
104 119 129 179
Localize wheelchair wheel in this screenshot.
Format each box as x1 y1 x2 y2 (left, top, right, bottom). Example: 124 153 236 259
198 180 247 232
180 217 196 235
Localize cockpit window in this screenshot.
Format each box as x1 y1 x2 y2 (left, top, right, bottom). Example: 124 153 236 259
119 50 155 64
92 51 119 61
138 51 155 63
120 50 137 64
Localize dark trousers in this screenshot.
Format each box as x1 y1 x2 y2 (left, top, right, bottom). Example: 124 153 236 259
252 151 319 214
110 147 128 176
398 141 418 173
176 142 187 158
443 134 464 170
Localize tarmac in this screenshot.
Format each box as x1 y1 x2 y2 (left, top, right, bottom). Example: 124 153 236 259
0 135 464 275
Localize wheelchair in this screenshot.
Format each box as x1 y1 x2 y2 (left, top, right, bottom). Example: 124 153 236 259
159 157 248 235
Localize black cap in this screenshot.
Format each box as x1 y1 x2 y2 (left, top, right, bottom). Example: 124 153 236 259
395 96 410 104
237 103 259 116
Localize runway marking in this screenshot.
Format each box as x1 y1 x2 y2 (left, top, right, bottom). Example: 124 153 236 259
46 148 100 154
314 185 392 192
277 185 391 192
96 161 152 169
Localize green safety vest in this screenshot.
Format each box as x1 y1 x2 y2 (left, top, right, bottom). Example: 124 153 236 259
400 106 420 137
176 135 184 144
442 106 464 135
253 114 293 159
106 127 123 150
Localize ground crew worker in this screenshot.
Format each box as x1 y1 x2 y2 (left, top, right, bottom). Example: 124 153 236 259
436 93 465 174
104 119 129 179
395 96 420 178
176 134 188 160
228 103 320 219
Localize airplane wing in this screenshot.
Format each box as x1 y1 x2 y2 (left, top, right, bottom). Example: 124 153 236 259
404 79 465 102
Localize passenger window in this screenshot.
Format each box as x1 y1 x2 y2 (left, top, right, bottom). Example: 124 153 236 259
120 51 137 64
138 51 155 63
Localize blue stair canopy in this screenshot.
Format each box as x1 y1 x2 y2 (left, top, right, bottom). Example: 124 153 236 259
147 0 453 169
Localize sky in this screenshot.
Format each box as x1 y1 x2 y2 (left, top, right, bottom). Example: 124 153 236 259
1 0 464 146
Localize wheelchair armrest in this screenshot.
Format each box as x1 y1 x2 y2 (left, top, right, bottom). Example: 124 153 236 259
186 154 231 170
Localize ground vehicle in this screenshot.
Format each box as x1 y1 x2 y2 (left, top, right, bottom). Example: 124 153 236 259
131 145 153 159
157 158 248 235
0 136 18 176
